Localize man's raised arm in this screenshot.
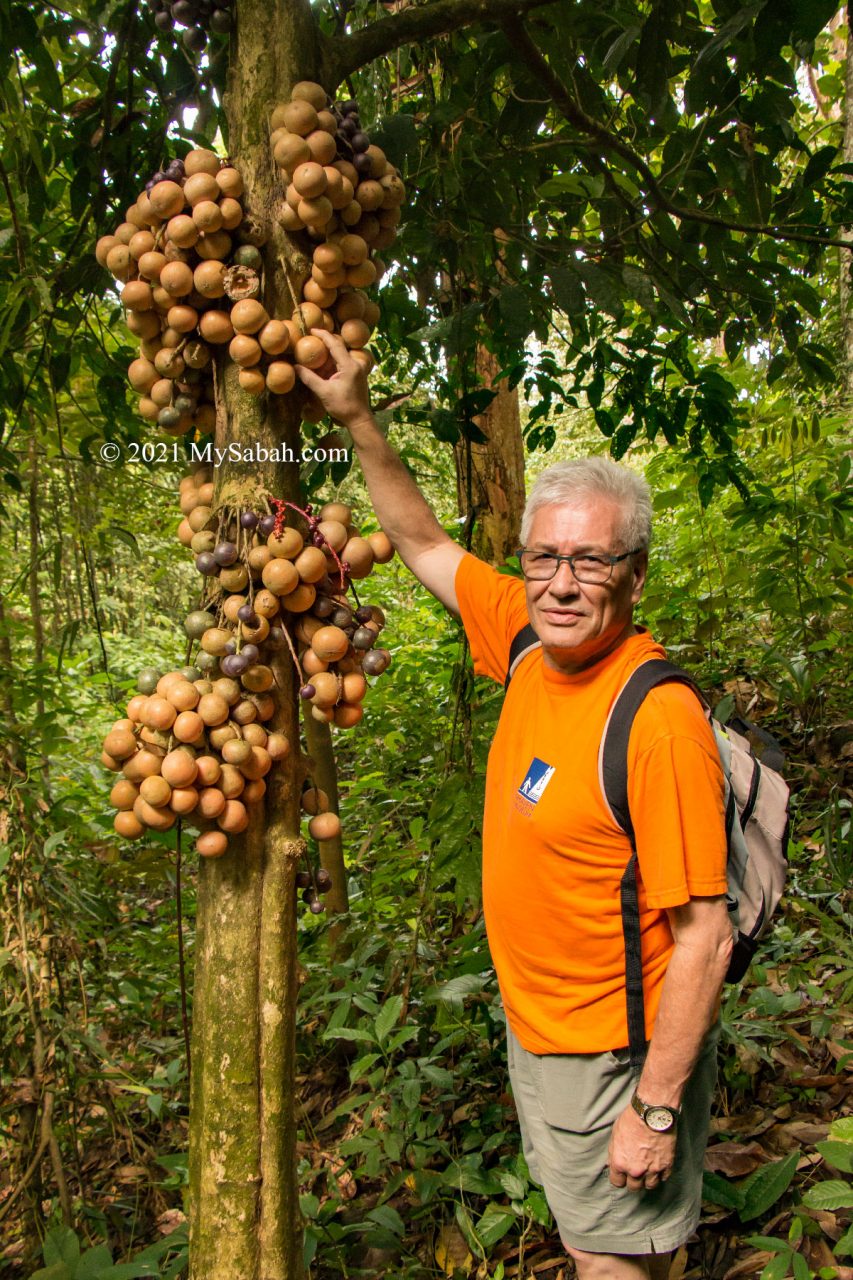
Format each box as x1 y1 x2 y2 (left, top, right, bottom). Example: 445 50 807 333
296 330 465 616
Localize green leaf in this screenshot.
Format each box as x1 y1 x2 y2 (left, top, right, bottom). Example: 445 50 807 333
474 1202 517 1248
816 1140 853 1173
831 1118 853 1141
367 1204 405 1236
802 1180 853 1211
74 1244 115 1278
322 1025 376 1044
44 1228 80 1269
702 1170 745 1211
739 1152 799 1221
374 995 402 1045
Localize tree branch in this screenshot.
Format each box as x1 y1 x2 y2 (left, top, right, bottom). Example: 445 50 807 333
503 16 853 252
322 0 562 87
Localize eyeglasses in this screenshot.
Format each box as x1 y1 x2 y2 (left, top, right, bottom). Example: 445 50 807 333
516 547 641 584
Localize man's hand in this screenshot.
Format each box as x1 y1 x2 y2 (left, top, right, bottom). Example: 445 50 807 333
295 329 374 435
607 1104 676 1192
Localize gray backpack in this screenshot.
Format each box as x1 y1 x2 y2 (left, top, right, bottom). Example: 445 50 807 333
506 631 791 1069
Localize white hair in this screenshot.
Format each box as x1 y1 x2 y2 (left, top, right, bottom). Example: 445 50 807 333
520 457 652 552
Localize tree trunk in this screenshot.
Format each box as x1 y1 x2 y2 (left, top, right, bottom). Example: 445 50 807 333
188 2 320 1276
301 712 349 917
454 344 526 565
842 5 853 405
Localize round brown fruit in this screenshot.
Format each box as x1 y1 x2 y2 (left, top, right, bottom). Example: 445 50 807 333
266 361 296 394
333 703 363 729
258 320 290 355
291 80 327 111
115 811 145 839
197 830 229 858
367 530 394 563
239 368 266 395
311 625 349 663
262 558 299 596
301 786 329 814
231 299 270 334
309 811 342 840
161 749 199 788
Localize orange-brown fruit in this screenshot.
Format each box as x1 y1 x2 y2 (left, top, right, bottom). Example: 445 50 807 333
293 161 327 199
199 310 233 342
140 774 172 807
309 811 342 841
367 530 394 563
106 244 134 280
253 588 281 618
173 710 205 743
196 230 231 261
261 558 300 596
159 261 194 297
266 733 290 760
316 518 348 551
111 779 139 810
333 702 363 729
258 320 290 355
231 299 270 334
342 671 368 703
220 763 246 797
301 786 329 815
197 830 229 858
216 166 244 198
149 180 185 219
115 811 145 839
346 259 377 288
297 196 332 228
184 148 221 177
103 727 137 760
96 234 119 267
167 212 200 247
170 786 200 815
219 564 249 592
281 100 319 136
273 131 311 172
161 749 199 788
294 545 327 583
128 358 158 393
192 200 223 233
219 799 249 834
184 171 220 206
305 130 336 166
266 361 296 394
339 233 368 266
239 368 266 396
340 318 370 349
294 335 326 368
219 197 243 230
198 693 230 726
310 671 339 709
229 334 262 367
301 649 328 676
197 787 227 819
280 582 316 613
311 625 349 663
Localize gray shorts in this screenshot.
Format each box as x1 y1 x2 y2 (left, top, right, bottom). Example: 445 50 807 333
506 1023 719 1256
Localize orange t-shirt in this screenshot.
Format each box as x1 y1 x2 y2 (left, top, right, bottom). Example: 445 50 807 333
455 553 728 1055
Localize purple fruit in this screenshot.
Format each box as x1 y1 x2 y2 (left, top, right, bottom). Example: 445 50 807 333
224 639 237 655
313 595 334 619
258 514 276 536
354 153 372 176
240 510 258 529
301 886 314 904
309 899 324 914
196 552 218 575
362 650 388 676
152 169 167 184
316 868 332 891
312 530 325 548
213 541 239 566
210 7 232 32
341 99 358 114
331 607 352 629
351 132 369 153
183 25 207 52
300 683 316 700
295 869 312 889
355 605 372 623
240 643 260 664
237 603 258 624
221 653 248 677
352 627 374 650
154 10 173 28
171 0 195 19
340 118 357 138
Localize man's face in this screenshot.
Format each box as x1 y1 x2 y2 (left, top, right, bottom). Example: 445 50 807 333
523 499 647 674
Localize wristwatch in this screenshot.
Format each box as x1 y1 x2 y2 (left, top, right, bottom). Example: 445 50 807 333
630 1091 680 1132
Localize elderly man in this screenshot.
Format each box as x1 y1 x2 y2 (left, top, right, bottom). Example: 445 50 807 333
298 333 732 1279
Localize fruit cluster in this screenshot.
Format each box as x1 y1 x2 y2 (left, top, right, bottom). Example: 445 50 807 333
94 83 404 431
271 82 405 418
102 465 395 884
95 148 248 435
147 0 232 54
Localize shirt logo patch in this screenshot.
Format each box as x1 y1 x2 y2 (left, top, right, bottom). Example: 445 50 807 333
515 758 556 816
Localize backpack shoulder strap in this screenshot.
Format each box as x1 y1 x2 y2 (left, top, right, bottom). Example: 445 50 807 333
600 659 699 844
505 623 541 690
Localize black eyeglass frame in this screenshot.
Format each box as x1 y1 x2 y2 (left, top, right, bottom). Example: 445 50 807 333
515 546 642 583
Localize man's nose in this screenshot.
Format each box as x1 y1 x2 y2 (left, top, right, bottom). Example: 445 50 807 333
548 559 580 595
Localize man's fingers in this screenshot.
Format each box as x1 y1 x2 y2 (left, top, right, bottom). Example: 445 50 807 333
295 364 322 392
309 327 351 364
608 1167 627 1188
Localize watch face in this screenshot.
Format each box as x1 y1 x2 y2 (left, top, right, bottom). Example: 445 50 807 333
645 1106 675 1132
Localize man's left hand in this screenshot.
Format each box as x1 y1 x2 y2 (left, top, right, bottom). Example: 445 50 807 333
607 1104 677 1192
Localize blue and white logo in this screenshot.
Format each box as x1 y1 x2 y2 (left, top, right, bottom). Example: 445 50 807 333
517 758 556 806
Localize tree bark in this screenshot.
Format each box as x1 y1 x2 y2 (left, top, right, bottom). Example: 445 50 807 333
454 344 526 565
188 2 318 1277
841 5 853 406
301 712 349 917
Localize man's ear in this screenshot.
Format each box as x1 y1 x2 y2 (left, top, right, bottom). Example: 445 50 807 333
631 551 648 604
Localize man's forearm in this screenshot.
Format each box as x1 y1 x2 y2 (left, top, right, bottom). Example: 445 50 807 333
346 412 450 567
637 916 731 1107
